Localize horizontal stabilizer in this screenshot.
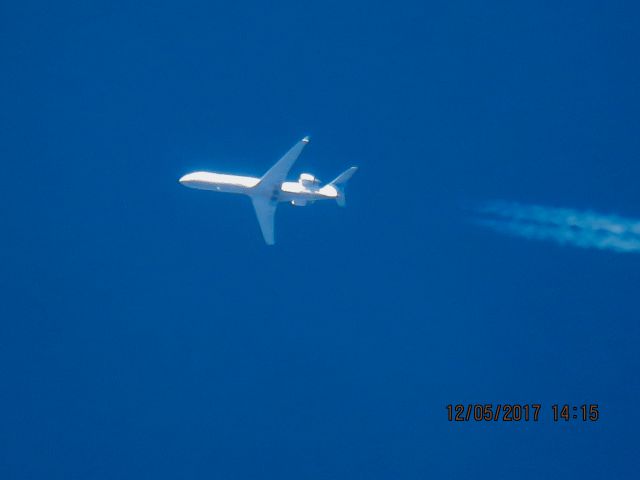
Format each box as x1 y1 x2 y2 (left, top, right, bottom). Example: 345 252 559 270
329 166 358 186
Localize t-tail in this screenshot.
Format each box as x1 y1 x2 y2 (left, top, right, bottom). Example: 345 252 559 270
328 166 358 207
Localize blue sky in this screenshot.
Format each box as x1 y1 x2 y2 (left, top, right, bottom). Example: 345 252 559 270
1 1 639 478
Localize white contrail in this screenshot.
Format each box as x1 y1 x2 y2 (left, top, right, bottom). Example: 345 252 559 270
474 201 640 253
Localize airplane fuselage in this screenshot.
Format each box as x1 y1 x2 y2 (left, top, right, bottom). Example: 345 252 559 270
179 171 339 203
179 136 357 244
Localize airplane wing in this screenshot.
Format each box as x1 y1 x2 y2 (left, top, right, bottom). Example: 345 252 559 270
250 136 309 245
256 136 310 192
251 197 276 245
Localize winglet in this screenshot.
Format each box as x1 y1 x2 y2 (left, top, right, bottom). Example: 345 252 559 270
302 135 310 143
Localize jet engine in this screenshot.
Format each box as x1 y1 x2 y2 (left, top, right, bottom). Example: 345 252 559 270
291 199 308 207
298 173 320 189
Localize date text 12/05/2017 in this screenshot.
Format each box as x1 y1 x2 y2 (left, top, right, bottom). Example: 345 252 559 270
446 404 599 422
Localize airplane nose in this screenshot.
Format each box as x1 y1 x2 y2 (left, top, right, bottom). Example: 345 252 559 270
179 174 190 184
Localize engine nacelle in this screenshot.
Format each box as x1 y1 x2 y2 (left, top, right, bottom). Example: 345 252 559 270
291 199 307 207
298 173 320 188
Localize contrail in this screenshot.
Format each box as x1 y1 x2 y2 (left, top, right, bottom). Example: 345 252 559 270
474 201 640 253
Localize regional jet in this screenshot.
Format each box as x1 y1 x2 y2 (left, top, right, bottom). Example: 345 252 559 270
179 136 357 245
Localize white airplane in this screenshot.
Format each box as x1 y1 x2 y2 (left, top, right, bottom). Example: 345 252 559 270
179 136 357 245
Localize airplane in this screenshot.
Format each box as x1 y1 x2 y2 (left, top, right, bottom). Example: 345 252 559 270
179 136 358 245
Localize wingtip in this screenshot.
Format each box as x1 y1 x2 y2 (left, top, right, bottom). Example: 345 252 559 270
302 135 310 143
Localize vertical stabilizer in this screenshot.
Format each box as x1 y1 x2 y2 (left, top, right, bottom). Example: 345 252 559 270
329 167 358 207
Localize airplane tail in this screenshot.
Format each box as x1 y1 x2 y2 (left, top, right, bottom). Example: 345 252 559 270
328 166 358 207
